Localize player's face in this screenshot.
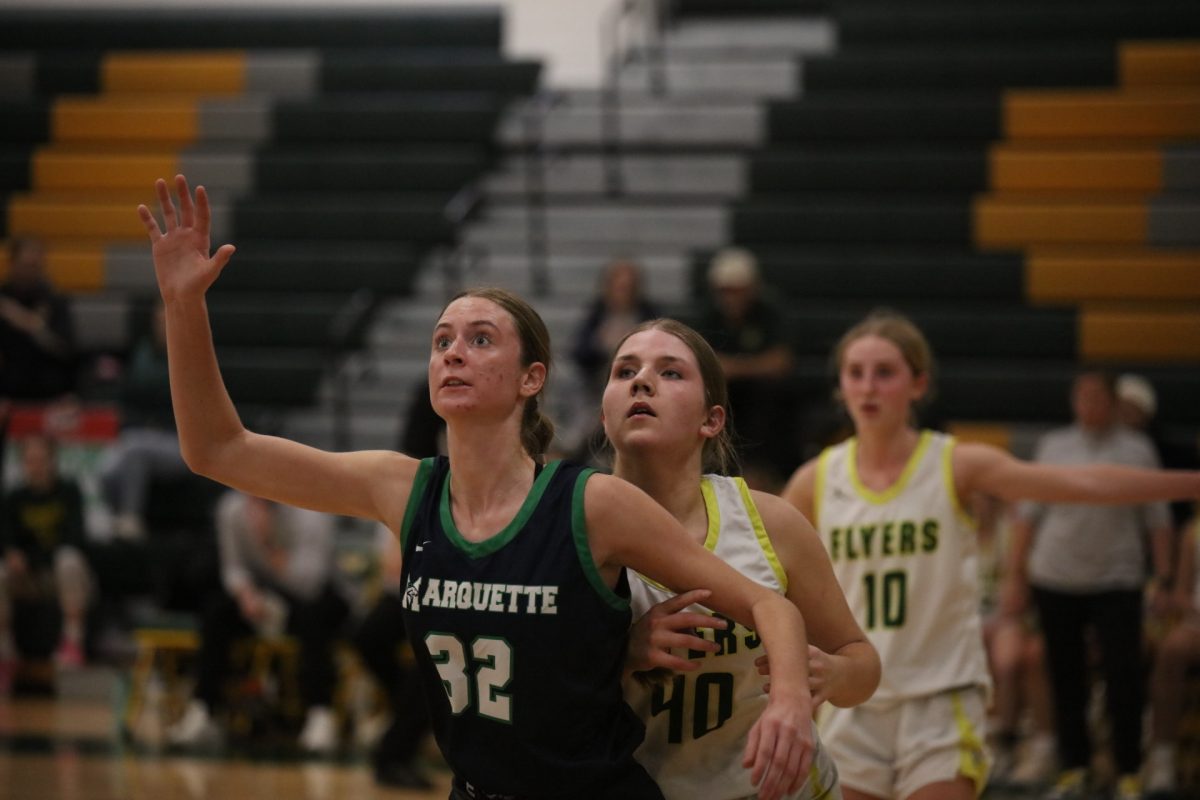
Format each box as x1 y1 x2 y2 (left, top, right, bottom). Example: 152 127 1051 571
602 328 720 459
429 297 537 423
839 334 927 431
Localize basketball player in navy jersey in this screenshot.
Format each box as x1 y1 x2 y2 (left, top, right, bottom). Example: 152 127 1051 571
138 175 818 800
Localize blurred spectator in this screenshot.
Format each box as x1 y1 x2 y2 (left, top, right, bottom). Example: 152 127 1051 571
565 258 659 461
571 258 659 393
351 524 432 789
692 247 795 487
99 301 188 540
1146 514 1200 799
166 492 349 753
1117 373 1199 529
0 237 75 401
1115 373 1156 432
1007 371 1173 800
0 435 92 688
976 494 1054 786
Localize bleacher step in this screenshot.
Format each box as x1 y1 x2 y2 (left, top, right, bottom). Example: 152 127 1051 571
486 154 744 197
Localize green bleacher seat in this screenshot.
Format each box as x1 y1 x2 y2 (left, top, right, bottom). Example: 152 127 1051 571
0 8 504 50
232 193 456 242
802 45 1117 91
768 95 1002 142
253 147 490 192
0 101 50 144
690 247 1024 301
732 194 973 244
749 148 988 191
273 97 505 143
320 52 541 96
209 242 419 295
835 2 1200 44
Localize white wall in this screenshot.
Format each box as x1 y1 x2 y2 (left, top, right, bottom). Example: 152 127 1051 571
0 0 613 87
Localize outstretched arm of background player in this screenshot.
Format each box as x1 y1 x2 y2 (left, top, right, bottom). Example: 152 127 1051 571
953 441 1200 506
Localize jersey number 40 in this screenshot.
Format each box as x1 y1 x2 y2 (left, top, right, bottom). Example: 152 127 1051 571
651 672 734 743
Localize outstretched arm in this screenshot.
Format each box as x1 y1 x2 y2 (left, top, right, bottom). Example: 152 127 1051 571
586 474 813 800
954 441 1200 506
137 175 416 526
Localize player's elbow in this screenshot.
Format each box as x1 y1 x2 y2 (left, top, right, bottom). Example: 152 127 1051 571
842 641 882 707
178 434 239 482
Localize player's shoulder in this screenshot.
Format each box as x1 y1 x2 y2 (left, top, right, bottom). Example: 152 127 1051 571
748 488 802 526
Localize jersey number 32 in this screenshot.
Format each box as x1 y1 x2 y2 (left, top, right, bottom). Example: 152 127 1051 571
426 632 514 723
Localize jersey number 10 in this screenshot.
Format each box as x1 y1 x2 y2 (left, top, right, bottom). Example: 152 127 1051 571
862 570 907 629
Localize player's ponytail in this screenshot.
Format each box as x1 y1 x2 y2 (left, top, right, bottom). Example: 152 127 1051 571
521 394 556 463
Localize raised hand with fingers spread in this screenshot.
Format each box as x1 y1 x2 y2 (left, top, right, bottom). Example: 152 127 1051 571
138 175 236 305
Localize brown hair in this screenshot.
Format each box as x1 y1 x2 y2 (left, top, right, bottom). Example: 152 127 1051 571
608 318 738 475
445 288 555 461
833 309 937 406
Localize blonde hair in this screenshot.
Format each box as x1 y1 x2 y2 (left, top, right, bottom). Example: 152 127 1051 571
833 309 937 406
444 288 555 461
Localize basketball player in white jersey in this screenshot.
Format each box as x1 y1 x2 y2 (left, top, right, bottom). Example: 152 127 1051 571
781 310 1200 800
603 319 881 800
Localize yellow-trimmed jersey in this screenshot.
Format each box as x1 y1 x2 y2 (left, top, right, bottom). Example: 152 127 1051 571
625 475 838 800
815 431 989 704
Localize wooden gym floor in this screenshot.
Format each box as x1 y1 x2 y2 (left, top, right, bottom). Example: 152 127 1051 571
0 667 449 800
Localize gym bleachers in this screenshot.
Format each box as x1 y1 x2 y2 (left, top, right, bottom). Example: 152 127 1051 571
0 6 540 418
687 0 1200 433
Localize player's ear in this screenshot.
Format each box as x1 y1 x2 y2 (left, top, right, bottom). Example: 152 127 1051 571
520 361 547 398
700 404 725 439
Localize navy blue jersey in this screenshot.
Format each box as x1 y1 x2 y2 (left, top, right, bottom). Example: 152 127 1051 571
400 457 662 799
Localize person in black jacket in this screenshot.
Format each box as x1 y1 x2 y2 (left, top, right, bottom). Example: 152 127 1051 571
0 237 75 401
0 434 91 684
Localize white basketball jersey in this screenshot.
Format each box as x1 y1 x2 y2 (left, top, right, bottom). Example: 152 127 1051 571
625 475 837 800
815 431 990 704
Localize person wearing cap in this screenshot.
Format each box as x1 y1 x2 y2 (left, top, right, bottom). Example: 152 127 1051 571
1116 374 1157 430
1117 373 1198 532
691 247 796 489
